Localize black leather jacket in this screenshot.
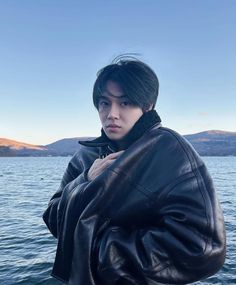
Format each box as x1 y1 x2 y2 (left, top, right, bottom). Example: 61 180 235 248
43 111 226 285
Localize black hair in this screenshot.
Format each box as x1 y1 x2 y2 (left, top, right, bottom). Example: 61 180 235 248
93 55 159 111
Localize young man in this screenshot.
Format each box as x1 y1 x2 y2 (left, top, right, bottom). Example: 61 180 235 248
43 57 226 285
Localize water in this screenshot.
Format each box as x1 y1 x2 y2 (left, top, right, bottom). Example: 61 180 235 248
0 156 235 285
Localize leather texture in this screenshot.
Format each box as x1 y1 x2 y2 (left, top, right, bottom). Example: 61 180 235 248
43 124 226 285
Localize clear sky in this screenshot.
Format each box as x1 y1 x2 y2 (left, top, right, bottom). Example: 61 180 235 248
0 0 235 145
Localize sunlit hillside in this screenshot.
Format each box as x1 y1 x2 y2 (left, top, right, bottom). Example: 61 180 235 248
0 138 46 150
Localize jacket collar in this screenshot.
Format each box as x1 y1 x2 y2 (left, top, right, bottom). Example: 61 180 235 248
79 110 161 151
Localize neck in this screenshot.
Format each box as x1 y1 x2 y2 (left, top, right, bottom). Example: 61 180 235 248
112 138 128 151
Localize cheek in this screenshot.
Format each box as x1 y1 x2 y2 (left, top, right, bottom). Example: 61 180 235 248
137 109 144 118
131 110 143 122
99 112 106 125
123 111 143 128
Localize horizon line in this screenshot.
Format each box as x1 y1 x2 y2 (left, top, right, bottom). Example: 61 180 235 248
1 128 236 146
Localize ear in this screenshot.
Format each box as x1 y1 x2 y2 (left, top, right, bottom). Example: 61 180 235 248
148 104 154 110
143 104 154 112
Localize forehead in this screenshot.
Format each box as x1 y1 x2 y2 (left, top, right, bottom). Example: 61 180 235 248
101 80 127 99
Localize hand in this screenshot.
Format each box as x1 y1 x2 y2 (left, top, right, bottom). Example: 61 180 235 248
87 151 124 181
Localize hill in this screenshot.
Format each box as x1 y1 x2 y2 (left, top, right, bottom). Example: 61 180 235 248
0 138 46 156
45 137 92 156
184 130 236 156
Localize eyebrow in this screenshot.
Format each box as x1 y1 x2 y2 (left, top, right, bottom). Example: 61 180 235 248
99 93 129 100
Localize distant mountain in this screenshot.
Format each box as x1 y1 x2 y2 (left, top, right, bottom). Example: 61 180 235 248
0 130 235 157
0 138 46 150
0 138 47 156
184 130 236 156
0 137 91 157
45 137 93 156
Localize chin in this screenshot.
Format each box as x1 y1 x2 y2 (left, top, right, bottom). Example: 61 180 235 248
107 134 123 141
105 131 125 141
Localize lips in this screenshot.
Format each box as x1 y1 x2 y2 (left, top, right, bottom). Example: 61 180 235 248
106 124 121 132
106 124 121 128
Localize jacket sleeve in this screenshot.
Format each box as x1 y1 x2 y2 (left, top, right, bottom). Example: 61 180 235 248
95 174 226 285
43 152 90 238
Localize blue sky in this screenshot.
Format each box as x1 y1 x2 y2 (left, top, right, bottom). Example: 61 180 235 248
0 0 235 145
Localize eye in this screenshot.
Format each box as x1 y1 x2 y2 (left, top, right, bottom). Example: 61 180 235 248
120 101 131 107
98 100 110 110
100 101 108 106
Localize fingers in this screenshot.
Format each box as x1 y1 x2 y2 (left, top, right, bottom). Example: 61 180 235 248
100 158 116 169
104 150 124 160
99 151 124 167
88 150 125 181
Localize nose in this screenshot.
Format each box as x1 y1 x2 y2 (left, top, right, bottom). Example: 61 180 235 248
107 103 120 119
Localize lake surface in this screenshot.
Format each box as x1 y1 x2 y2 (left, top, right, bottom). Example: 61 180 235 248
0 156 235 285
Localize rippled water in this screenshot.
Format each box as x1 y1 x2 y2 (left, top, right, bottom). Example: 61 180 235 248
0 157 235 284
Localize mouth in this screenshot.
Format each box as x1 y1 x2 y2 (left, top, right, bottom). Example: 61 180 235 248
106 124 121 131
106 124 121 128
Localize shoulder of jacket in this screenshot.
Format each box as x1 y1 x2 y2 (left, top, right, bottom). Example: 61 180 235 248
155 126 196 151
150 126 203 171
155 126 185 139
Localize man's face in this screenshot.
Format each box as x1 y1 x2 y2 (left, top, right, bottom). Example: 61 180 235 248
98 80 143 142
